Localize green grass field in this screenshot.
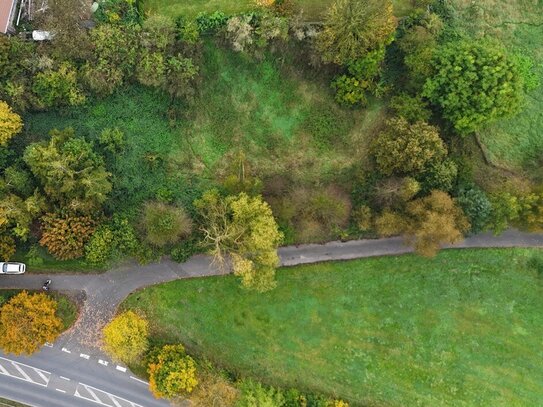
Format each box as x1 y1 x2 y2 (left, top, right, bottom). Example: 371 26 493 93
0 290 78 331
449 0 543 178
144 0 415 20
123 248 543 405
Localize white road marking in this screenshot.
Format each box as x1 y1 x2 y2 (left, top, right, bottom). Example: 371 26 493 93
80 353 90 359
0 356 50 387
130 376 148 385
61 347 71 353
115 366 127 372
44 342 53 347
60 376 70 381
55 388 66 393
98 359 109 366
75 382 144 407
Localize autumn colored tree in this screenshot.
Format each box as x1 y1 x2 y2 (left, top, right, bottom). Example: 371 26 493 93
194 190 283 292
0 101 23 146
39 213 97 260
317 0 396 65
103 311 149 364
148 344 198 399
405 190 469 257
0 291 63 355
372 117 447 176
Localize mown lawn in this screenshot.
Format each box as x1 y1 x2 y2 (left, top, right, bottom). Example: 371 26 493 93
0 290 78 331
144 0 415 20
123 248 543 406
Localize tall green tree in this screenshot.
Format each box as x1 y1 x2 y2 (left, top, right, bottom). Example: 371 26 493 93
423 41 525 134
317 0 397 65
24 128 111 213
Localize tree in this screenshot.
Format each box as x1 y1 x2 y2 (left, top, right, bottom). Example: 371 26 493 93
372 117 447 176
456 186 492 233
140 202 193 247
164 56 199 100
405 190 469 257
0 291 63 355
317 0 396 65
0 192 46 240
148 344 198 399
194 190 283 292
103 311 148 364
423 41 525 134
487 192 520 235
24 128 111 213
0 101 23 146
40 213 97 260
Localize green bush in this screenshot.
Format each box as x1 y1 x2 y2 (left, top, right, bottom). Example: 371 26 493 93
456 185 492 233
389 93 431 123
171 239 200 263
418 159 458 193
331 75 367 107
237 380 285 407
196 11 228 33
98 127 125 154
140 201 193 247
32 63 85 108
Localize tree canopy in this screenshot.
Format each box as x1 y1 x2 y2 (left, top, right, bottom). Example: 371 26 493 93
317 0 396 66
0 291 63 355
423 41 525 134
103 311 149 364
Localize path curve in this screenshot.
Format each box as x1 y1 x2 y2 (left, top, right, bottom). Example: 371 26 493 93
1 229 542 355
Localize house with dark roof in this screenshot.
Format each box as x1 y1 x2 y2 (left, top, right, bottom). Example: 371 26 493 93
0 0 17 34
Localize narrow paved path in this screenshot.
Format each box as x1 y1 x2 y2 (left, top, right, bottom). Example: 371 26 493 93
1 230 542 355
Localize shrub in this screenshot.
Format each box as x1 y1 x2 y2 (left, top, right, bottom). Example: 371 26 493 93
39 213 97 260
171 239 200 263
93 0 140 25
237 380 285 407
423 41 525 134
352 205 372 231
456 186 492 233
418 159 458 193
103 311 148 364
372 117 447 176
389 93 431 123
136 51 167 87
141 15 176 52
98 127 125 154
32 63 85 108
196 11 228 33
140 202 193 247
85 226 115 265
0 101 23 146
332 75 367 107
0 291 63 355
148 344 198 398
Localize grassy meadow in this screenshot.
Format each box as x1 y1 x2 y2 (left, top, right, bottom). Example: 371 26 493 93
123 248 543 405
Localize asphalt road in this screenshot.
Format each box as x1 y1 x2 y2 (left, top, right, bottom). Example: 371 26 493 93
1 229 542 406
0 346 168 407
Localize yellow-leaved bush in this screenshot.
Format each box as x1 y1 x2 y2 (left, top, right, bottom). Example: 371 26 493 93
0 100 23 146
102 310 149 364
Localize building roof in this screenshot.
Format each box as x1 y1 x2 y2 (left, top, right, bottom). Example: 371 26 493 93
0 0 16 34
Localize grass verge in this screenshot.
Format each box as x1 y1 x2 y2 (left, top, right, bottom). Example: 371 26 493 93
122 248 543 405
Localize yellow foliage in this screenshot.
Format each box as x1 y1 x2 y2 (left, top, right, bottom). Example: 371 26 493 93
148 344 198 399
189 370 239 407
103 311 149 364
0 100 23 146
0 235 16 261
0 291 63 355
255 0 275 7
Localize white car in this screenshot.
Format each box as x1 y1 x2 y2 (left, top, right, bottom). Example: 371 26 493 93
0 262 26 274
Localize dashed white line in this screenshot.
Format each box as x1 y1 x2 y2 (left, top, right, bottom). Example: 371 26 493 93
61 347 71 353
55 388 66 393
98 359 109 366
80 353 90 360
115 365 127 372
60 376 70 381
130 376 148 385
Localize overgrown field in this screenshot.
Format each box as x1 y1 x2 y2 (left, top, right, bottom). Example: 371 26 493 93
449 0 543 178
24 44 380 220
144 0 415 20
123 248 543 405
